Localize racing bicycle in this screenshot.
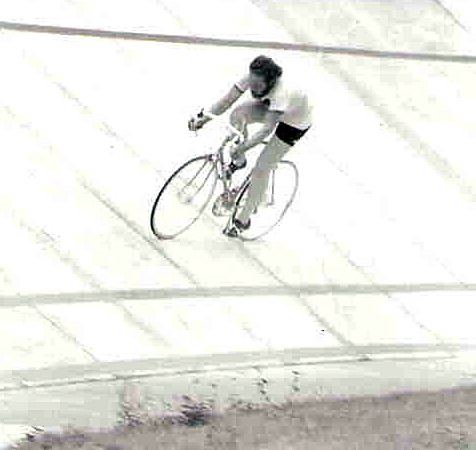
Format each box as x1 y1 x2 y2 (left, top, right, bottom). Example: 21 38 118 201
150 112 298 241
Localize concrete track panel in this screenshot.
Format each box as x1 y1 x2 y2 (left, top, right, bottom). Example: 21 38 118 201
0 307 94 371
440 0 476 35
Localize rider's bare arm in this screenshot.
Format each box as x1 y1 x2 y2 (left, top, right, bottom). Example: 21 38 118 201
236 110 283 153
207 84 245 118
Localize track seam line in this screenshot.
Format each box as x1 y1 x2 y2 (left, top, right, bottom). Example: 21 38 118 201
1 282 476 307
1 20 476 62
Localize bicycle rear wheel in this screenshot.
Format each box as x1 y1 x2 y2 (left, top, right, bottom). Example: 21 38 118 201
231 160 298 241
150 155 218 239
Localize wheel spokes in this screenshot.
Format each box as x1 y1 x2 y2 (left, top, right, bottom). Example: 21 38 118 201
151 156 217 239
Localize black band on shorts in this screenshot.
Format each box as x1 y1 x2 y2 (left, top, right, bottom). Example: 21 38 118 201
275 122 310 146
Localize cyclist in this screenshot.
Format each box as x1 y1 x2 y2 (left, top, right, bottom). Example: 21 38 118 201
189 55 313 237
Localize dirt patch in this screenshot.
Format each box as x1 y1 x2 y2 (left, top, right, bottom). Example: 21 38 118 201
16 385 476 449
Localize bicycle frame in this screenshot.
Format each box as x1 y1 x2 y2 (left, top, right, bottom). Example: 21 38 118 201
201 111 245 196
206 134 233 193
201 112 280 210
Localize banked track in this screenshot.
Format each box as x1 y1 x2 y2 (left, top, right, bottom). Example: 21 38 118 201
1 0 476 432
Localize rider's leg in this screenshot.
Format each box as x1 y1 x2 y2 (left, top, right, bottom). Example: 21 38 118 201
235 133 291 225
234 122 311 227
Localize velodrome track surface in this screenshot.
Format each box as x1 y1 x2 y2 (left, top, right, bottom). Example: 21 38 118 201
1 0 476 444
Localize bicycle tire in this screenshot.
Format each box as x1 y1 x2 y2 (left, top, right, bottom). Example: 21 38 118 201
231 160 299 241
150 155 218 239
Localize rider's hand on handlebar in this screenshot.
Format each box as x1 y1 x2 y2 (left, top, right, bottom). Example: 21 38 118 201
188 110 208 132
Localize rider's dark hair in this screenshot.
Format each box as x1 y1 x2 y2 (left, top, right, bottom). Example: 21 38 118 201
249 55 283 84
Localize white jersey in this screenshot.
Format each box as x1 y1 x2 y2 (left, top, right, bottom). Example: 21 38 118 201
235 73 313 130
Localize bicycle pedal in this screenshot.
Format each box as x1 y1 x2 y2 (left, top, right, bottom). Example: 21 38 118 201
223 225 239 238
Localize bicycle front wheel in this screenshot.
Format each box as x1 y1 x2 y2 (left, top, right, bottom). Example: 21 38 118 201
150 155 218 239
232 160 298 241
